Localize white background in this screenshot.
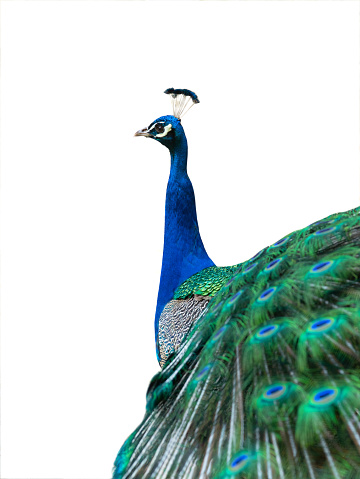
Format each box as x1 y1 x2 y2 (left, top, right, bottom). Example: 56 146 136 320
1 2 359 478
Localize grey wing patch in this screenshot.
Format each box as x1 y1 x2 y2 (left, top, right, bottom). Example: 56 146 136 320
158 295 210 368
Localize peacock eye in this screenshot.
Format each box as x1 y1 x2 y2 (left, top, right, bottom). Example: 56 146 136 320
155 123 165 134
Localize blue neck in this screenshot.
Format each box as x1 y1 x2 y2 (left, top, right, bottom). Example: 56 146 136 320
154 131 215 358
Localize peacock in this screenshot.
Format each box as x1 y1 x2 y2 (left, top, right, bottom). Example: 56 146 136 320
113 88 360 479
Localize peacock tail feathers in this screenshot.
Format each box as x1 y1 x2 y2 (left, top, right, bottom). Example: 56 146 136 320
113 205 360 478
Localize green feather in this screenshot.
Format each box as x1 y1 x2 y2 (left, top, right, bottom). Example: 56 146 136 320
114 206 360 479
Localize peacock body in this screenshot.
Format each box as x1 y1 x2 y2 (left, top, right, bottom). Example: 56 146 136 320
113 89 360 479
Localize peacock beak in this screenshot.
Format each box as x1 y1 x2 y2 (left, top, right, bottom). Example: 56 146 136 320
134 128 151 138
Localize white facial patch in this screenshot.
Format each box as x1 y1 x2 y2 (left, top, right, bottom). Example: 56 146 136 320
155 123 172 138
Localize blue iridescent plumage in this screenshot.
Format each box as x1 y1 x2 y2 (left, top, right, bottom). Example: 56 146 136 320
145 114 215 361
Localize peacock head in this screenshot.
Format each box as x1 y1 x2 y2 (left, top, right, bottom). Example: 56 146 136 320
134 114 183 149
134 88 199 151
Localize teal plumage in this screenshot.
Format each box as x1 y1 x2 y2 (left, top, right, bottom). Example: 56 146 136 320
114 90 360 479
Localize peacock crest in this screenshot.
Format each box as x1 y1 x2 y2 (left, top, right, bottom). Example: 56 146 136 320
164 87 199 119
